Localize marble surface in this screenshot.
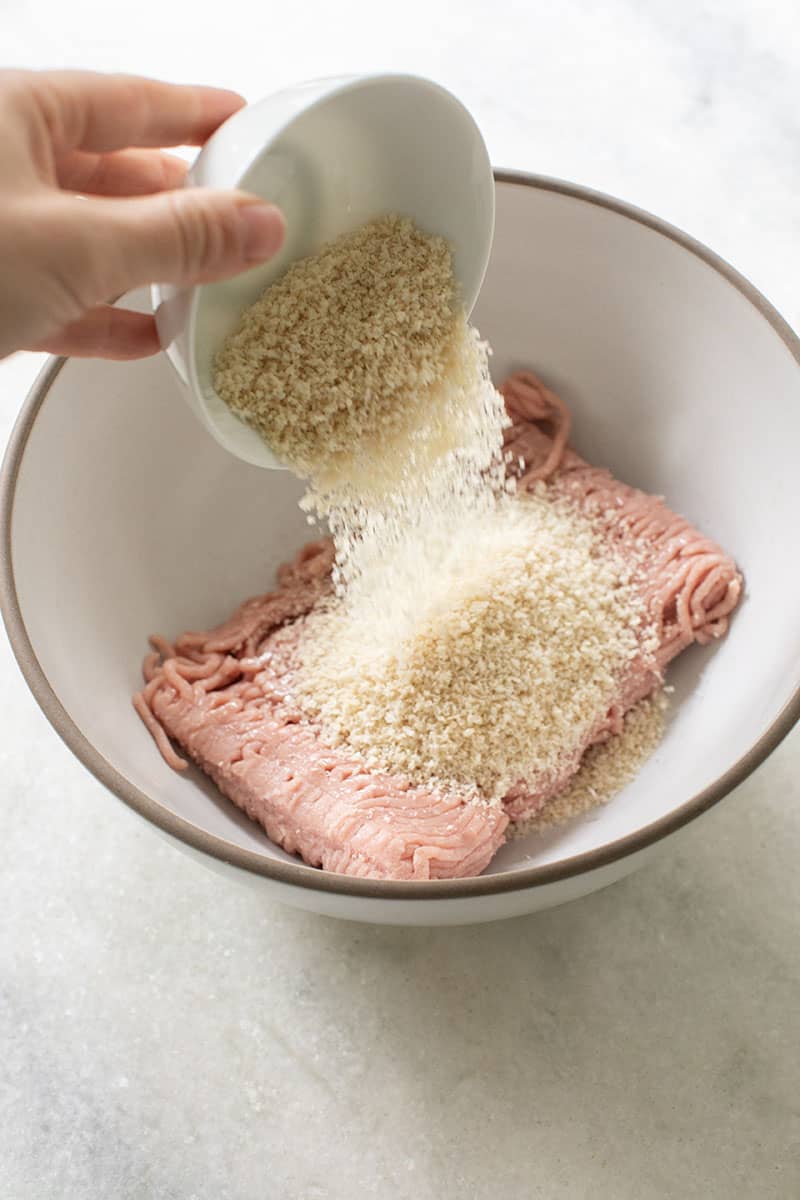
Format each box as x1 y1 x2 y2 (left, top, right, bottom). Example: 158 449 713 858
2 2 799 1195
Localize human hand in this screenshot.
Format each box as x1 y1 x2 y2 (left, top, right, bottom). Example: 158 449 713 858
0 70 285 360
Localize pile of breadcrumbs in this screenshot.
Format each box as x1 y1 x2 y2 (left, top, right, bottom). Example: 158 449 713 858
294 490 654 802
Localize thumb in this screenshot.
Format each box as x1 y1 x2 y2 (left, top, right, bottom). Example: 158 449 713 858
69 188 286 299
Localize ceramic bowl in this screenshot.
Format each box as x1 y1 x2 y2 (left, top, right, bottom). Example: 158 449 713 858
3 172 800 926
152 73 495 469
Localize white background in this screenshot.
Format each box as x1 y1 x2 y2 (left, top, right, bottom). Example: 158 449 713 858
2 3 799 1197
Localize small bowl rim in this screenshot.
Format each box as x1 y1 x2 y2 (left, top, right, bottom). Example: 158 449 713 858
3 168 800 903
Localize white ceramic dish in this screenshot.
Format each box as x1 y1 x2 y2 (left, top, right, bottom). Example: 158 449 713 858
3 172 800 926
152 73 494 470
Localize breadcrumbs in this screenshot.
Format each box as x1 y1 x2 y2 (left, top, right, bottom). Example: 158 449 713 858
294 489 654 801
214 216 497 501
511 693 667 835
214 212 664 816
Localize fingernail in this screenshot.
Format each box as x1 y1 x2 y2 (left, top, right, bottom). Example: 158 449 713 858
240 203 285 262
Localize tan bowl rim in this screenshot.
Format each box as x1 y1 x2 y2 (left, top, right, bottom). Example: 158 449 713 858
2 168 799 903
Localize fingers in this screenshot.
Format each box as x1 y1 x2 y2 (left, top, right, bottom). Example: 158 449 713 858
56 148 188 196
66 189 285 297
14 70 245 153
28 306 161 359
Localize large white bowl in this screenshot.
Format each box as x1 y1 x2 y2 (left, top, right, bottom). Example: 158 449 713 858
153 73 494 470
3 173 800 926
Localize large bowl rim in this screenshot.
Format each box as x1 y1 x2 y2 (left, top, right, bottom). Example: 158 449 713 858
2 169 799 903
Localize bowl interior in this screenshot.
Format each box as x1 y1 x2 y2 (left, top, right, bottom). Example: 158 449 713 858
185 75 495 468
8 177 800 885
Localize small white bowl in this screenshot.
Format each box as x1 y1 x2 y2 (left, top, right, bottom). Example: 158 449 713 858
152 74 495 470
4 173 800 925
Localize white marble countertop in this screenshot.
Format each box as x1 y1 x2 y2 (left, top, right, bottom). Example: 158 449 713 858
2 3 799 1196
